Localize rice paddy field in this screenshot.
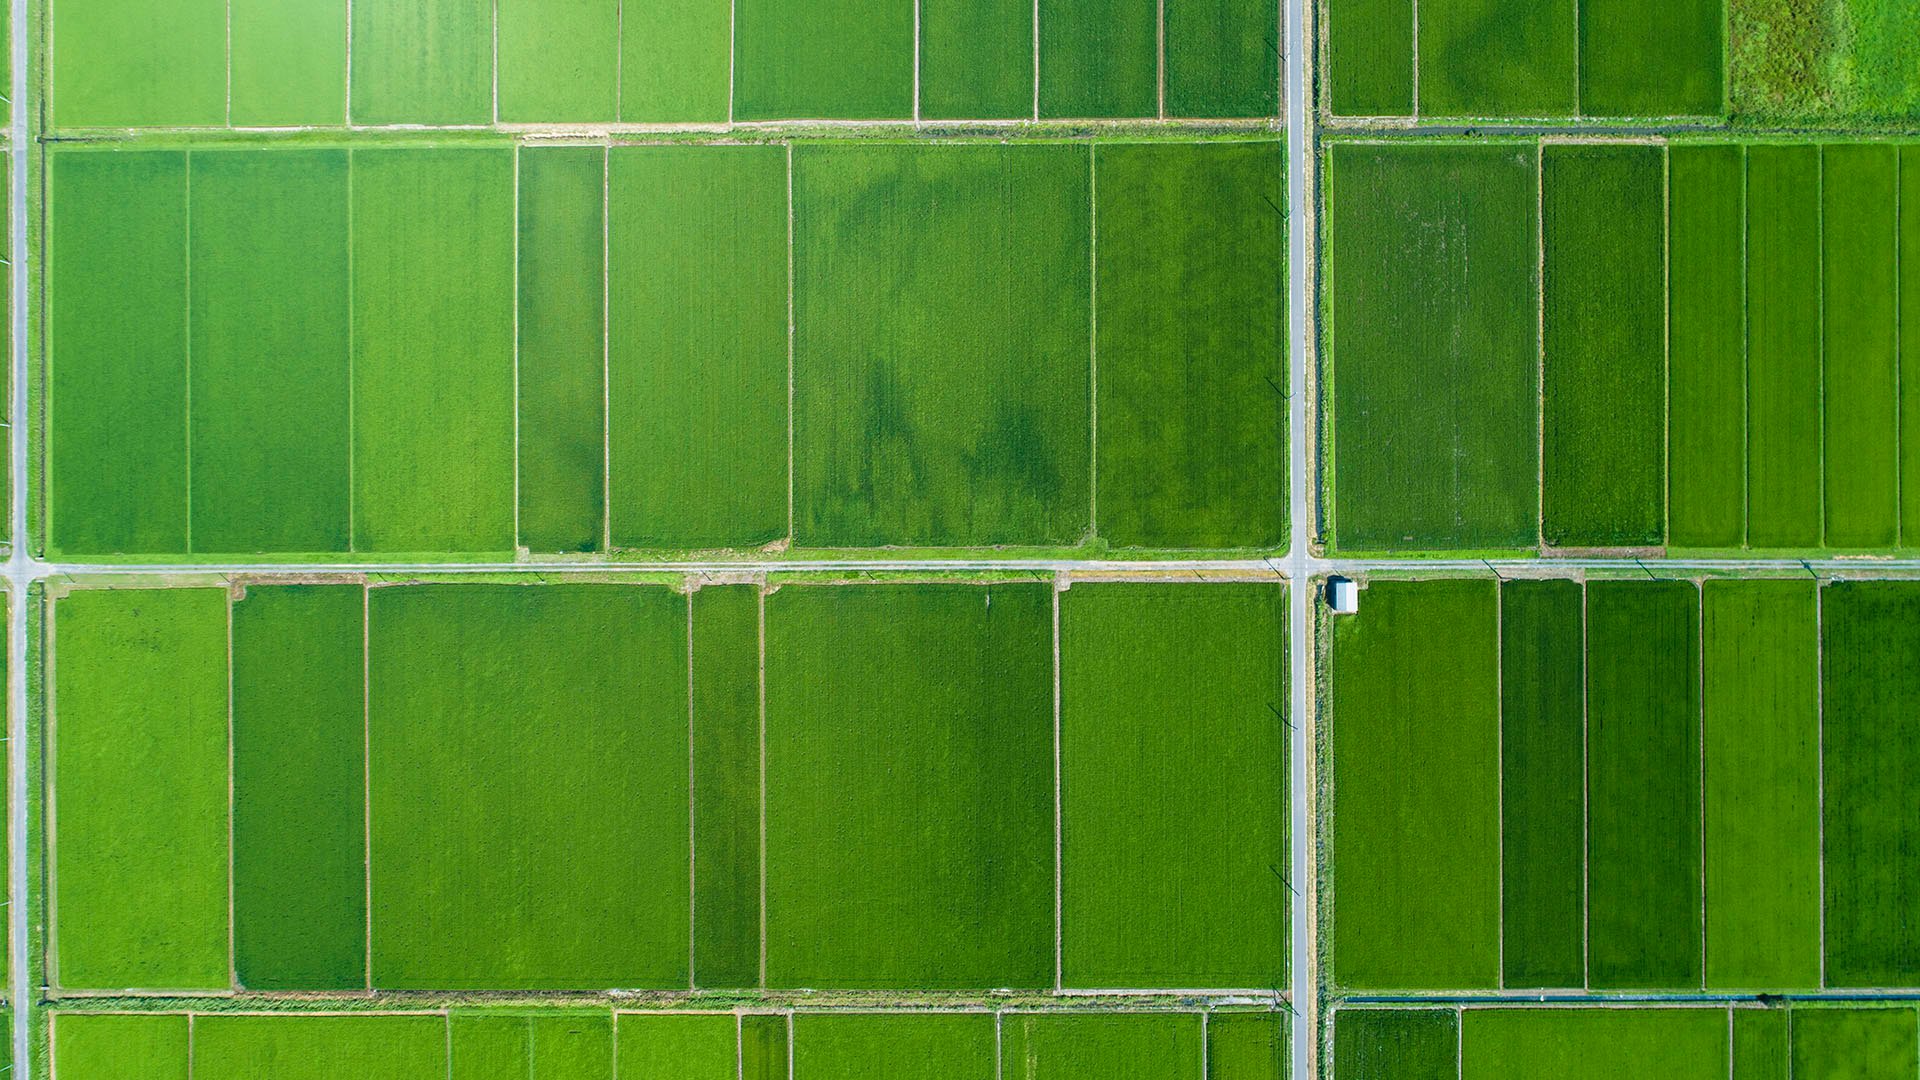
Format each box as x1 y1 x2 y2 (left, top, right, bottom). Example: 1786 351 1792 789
1324 575 1920 994
1324 137 1920 556
39 139 1286 559
1330 1004 1920 1079
46 1008 1287 1080
44 0 1281 127
41 577 1288 995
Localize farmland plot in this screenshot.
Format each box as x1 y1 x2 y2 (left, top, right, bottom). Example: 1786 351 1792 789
46 577 1289 992
1326 574 1911 994
45 140 1286 558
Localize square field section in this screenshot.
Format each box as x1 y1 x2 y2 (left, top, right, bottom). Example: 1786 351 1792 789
45 578 1287 992
45 142 1284 557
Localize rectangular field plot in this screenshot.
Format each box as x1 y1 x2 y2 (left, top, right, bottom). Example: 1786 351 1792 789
1060 582 1287 988
1324 574 1918 994
1325 142 1539 552
1325 0 1721 118
44 1008 1282 1080
47 576 1287 992
1328 137 1920 556
1332 1005 1919 1080
46 139 1284 558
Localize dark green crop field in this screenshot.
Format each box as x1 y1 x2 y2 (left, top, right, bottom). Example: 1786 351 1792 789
49 0 1278 127
1325 137 1920 556
1325 0 1722 118
45 576 1288 993
53 1008 1277 1080
44 139 1287 559
1327 574 1920 994
1335 1005 1920 1080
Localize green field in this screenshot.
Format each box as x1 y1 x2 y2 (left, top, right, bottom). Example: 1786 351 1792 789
1060 582 1287 987
1498 579 1585 988
1338 1006 1920 1080
45 139 1285 558
1746 144 1824 548
1327 574 1904 993
1325 142 1539 551
921 0 1035 119
1330 578 1500 989
1668 144 1748 548
1093 142 1286 548
1165 0 1281 118
1328 0 1722 118
1540 143 1666 548
1037 0 1158 117
1731 0 1920 124
791 144 1091 547
46 576 1293 993
733 0 913 120
1821 143 1900 547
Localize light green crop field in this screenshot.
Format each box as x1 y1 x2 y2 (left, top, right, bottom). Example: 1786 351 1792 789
921 0 1034 119
43 139 1286 559
1060 582 1287 988
45 577 1289 994
1002 1013 1203 1080
1037 0 1159 117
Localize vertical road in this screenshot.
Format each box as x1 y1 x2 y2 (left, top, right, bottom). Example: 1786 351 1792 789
1284 0 1314 1075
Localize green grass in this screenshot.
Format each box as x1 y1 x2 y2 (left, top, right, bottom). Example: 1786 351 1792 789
1333 1008 1457 1080
1209 1013 1285 1080
1001 1014 1203 1080
1734 1009 1788 1079
53 0 225 126
230 0 347 125
350 0 493 124
1820 580 1920 986
368 584 690 988
1904 149 1920 541
793 1014 995 1080
1326 143 1540 552
1580 0 1726 115
497 0 618 122
1326 0 1413 115
1499 578 1585 989
1821 143 1900 547
618 1014 735 1080
53 587 229 990
763 582 1053 988
351 148 516 554
1791 1009 1919 1076
1731 0 1920 124
1460 1008 1729 1078
1093 142 1285 549
232 584 366 990
1746 144 1823 548
1038 0 1158 117
518 146 607 553
189 149 352 554
621 0 733 121
691 585 762 988
1586 580 1702 990
532 1014 615 1078
1165 0 1280 117
1541 143 1667 548
744 1015 788 1080
1702 580 1821 989
54 1014 190 1080
1331 578 1500 989
732 0 913 119
49 150 188 556
609 145 788 549
1669 144 1748 549
792 144 1091 547
1059 582 1286 988
1417 0 1577 117
921 0 1034 118
194 1015 447 1079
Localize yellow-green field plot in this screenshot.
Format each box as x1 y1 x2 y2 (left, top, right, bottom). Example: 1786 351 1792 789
44 139 1286 559
1326 574 1876 994
49 1009 1286 1080
44 576 1288 993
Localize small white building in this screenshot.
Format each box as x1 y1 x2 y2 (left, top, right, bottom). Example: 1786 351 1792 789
1326 576 1359 615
